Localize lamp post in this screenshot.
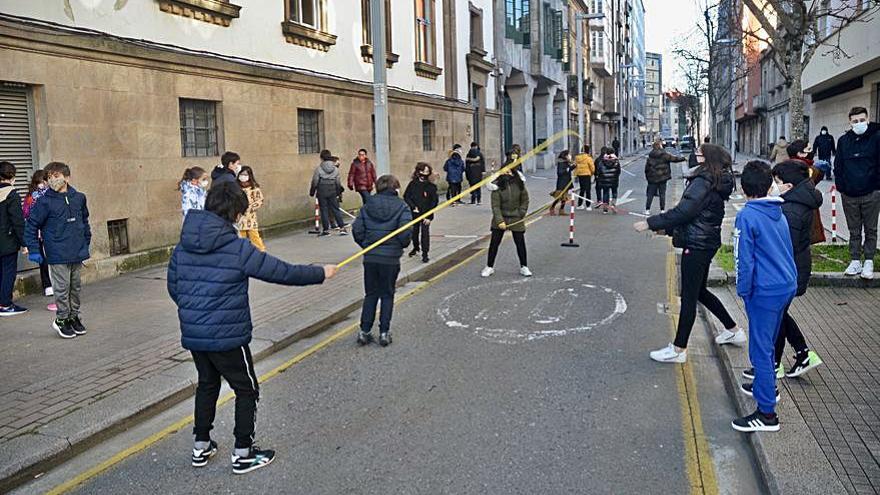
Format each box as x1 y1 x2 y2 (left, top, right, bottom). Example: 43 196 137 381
371 0 390 175
575 12 605 152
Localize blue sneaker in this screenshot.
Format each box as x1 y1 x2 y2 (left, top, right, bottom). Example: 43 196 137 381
0 304 28 317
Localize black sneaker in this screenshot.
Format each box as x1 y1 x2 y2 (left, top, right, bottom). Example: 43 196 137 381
191 440 218 467
357 331 374 346
53 318 76 339
70 316 87 336
231 446 275 475
0 304 28 317
732 409 779 432
742 362 784 380
379 332 392 347
785 351 823 378
740 382 780 402
422 255 429 263
408 248 419 257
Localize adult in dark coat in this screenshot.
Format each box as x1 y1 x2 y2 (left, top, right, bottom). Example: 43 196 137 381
645 140 686 213
465 142 486 204
812 126 836 180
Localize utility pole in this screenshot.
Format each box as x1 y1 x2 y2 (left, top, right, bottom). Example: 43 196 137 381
371 0 390 175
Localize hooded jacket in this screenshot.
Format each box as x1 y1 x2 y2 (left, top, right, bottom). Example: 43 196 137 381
594 156 621 188
443 151 466 184
24 186 91 264
813 131 836 161
311 160 342 198
167 209 325 352
352 190 412 265
403 177 439 220
734 198 797 299
769 138 790 164
555 158 575 191
0 185 24 256
574 153 595 176
834 122 880 197
645 148 686 184
647 168 735 251
211 166 238 187
465 148 486 184
780 179 823 295
348 158 377 192
488 174 530 233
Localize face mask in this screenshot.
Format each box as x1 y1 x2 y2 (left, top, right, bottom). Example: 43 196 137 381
48 176 66 192
821 130 827 135
38 183 48 191
199 179 209 189
419 174 429 181
510 154 519 161
853 122 869 135
769 181 782 197
238 175 250 183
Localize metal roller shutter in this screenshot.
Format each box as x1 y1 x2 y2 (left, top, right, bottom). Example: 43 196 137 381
0 83 36 198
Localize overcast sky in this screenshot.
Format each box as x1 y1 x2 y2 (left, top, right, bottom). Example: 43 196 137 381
643 0 705 92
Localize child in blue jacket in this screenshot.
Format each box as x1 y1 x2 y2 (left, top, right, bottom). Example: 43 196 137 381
444 144 466 205
732 161 797 433
24 162 91 338
167 182 336 475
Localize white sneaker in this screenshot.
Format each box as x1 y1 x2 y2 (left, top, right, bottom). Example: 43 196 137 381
844 260 862 276
586 206 593 211
44 287 54 297
861 260 874 279
660 209 666 214
644 210 651 216
520 266 533 277
650 343 687 363
481 266 495 278
576 205 586 210
715 328 747 346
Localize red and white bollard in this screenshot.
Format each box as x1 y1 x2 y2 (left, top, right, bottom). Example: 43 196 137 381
309 197 321 234
561 189 580 248
830 184 837 243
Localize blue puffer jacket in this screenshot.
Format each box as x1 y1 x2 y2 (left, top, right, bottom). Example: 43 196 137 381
167 210 325 352
24 186 91 264
352 190 412 265
443 153 466 184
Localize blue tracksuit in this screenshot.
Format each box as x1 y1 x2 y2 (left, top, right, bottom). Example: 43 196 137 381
734 197 797 414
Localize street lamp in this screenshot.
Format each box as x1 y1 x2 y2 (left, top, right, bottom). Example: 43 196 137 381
371 0 390 174
717 38 738 158
575 12 605 152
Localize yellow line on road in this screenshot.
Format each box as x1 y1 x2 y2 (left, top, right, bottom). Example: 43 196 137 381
666 249 719 495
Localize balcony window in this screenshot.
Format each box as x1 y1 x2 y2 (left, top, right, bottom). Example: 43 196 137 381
505 0 531 46
283 0 336 51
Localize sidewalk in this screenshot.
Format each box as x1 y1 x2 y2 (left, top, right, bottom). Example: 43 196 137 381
0 165 562 487
706 286 880 494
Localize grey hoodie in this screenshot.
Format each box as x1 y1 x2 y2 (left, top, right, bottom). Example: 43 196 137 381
311 160 342 198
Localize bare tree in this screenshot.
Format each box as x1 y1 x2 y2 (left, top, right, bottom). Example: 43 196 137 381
740 0 880 139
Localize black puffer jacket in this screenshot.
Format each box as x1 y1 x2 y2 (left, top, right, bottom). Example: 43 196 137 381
403 178 439 220
595 157 621 188
645 149 685 184
834 122 880 197
647 167 734 251
352 190 412 265
781 178 823 296
813 133 836 161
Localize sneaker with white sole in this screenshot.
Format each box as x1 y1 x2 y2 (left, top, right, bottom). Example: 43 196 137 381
231 446 275 475
740 382 780 402
785 350 823 378
192 440 218 467
650 343 686 363
520 266 533 277
844 260 862 276
481 266 495 278
742 363 784 380
44 287 54 297
644 210 651 216
732 409 780 432
715 328 747 346
586 206 593 211
861 260 874 279
576 205 586 210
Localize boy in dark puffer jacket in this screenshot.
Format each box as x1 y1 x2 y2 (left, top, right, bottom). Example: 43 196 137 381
403 163 438 263
167 182 336 475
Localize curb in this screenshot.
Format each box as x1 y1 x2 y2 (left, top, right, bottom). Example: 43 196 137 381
0 230 492 493
707 261 880 288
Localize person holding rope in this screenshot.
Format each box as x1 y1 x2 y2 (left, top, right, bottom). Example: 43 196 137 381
634 143 744 363
549 150 575 215
644 140 685 215
481 166 532 278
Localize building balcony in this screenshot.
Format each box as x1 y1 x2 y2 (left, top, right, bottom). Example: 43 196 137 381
752 94 767 111
591 55 612 77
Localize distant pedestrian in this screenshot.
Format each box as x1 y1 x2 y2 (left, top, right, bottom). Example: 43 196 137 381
444 144 466 205
236 166 266 251
835 107 880 279
645 140 685 215
348 149 377 205
769 136 789 164
481 167 531 278
787 140 827 244
167 181 336 475
465 142 486 205
594 147 621 214
23 169 55 310
211 151 242 188
635 144 742 363
731 160 797 433
404 163 438 263
0 161 27 316
574 144 595 210
612 137 621 156
24 162 91 338
812 126 836 180
353 175 412 347
549 150 575 215
179 166 209 218
311 150 348 237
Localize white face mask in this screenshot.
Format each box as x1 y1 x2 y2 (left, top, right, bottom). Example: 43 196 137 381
769 181 782 197
238 175 250 183
852 121 869 135
199 179 209 189
821 130 827 135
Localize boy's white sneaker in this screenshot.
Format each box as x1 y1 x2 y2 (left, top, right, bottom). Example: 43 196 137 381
715 328 747 346
650 343 686 363
44 287 54 297
576 205 586 210
520 266 533 277
861 260 874 279
845 260 862 276
644 210 651 216
481 266 495 278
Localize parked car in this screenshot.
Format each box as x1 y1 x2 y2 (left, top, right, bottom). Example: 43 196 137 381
679 135 695 152
662 136 677 148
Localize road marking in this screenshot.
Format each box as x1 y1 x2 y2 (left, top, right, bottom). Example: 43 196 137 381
665 249 719 495
616 189 635 206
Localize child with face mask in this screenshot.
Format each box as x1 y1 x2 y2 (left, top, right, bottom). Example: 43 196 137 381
23 170 56 310
236 166 265 251
179 167 209 218
0 161 27 316
403 163 438 263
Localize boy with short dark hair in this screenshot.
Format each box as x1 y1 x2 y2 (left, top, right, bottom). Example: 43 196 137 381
212 151 242 187
25 162 90 337
167 181 336 474
0 161 27 316
731 160 797 432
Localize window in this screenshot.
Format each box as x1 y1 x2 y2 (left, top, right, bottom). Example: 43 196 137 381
592 0 603 14
289 0 323 29
414 0 437 65
297 109 322 154
0 83 36 197
505 0 531 45
422 120 434 151
542 6 562 59
107 219 130 256
362 0 393 53
470 6 484 51
179 99 220 157
591 31 604 59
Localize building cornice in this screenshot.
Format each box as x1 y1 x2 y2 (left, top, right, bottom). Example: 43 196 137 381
157 0 241 27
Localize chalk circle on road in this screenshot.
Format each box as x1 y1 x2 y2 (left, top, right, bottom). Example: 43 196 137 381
436 277 627 344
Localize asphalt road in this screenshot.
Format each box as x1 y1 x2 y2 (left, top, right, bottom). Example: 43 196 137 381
23 158 765 494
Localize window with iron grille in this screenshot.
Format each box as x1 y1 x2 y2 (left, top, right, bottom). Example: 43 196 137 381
179 99 219 157
297 109 322 154
422 120 435 151
107 219 130 256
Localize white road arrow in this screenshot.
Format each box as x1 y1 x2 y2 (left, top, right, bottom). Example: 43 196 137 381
616 189 636 206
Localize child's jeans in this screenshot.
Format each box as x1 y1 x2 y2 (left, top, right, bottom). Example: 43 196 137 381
814 159 832 180
360 262 400 334
598 186 617 204
48 263 82 319
191 345 259 449
745 293 794 414
0 252 17 307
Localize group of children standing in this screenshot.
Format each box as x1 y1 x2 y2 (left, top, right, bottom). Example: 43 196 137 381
550 145 622 214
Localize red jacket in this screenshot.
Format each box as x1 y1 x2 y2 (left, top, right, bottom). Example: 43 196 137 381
348 158 377 192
